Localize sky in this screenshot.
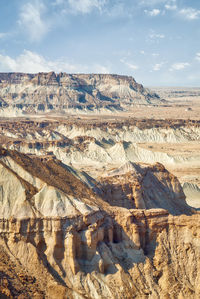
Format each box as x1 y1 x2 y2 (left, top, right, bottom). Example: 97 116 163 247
0 0 200 86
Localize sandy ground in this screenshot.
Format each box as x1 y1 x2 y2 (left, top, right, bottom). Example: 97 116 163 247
137 142 200 157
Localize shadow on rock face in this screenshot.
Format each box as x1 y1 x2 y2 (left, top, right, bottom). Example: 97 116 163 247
97 162 193 216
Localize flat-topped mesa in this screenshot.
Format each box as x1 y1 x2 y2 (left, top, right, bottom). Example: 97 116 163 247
0 72 162 114
0 72 141 87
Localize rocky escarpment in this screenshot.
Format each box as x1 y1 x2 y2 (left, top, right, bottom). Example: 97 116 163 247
98 162 191 215
0 72 162 115
1 209 200 299
0 147 199 298
1 119 200 167
0 118 200 211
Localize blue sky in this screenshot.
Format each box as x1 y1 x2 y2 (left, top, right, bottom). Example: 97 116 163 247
0 0 200 86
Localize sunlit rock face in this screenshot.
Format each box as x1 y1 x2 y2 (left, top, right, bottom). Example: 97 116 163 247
1 117 200 210
0 72 162 115
0 147 199 299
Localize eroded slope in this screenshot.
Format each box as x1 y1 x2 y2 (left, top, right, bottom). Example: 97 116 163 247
0 148 199 298
0 118 199 208
0 72 162 116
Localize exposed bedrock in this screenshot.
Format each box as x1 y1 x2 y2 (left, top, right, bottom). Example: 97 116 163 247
0 210 200 298
0 147 199 298
98 162 191 215
0 72 162 115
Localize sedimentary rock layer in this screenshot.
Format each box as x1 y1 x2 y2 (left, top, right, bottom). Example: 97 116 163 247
0 72 162 115
0 148 199 298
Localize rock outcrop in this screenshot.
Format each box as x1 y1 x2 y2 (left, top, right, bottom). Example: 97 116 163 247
98 162 191 215
0 147 199 298
0 117 200 213
0 72 162 115
0 118 200 210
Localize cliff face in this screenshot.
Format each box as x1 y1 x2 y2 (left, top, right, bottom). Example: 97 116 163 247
0 72 161 114
0 147 199 298
98 162 190 215
1 210 200 299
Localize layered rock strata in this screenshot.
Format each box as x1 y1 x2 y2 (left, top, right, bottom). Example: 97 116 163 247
0 148 199 298
0 118 199 209
0 72 162 115
98 162 191 215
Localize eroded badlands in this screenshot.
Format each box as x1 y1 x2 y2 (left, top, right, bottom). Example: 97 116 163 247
0 74 199 298
0 117 199 209
0 146 199 298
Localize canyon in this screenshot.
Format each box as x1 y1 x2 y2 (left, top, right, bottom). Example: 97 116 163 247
0 73 199 298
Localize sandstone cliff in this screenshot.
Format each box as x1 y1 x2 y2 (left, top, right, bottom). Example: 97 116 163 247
98 161 191 215
0 72 162 115
0 148 199 298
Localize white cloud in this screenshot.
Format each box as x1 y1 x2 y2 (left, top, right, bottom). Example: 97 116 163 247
120 59 139 70
52 0 108 16
106 2 129 18
179 8 200 20
153 62 165 71
149 32 165 39
140 0 166 6
141 0 177 6
0 50 80 73
165 4 177 10
0 54 18 71
0 50 110 74
0 33 7 39
142 0 178 16
169 62 190 71
68 0 106 14
147 31 165 44
126 63 139 70
195 53 200 62
144 9 161 16
93 64 110 73
18 1 49 41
